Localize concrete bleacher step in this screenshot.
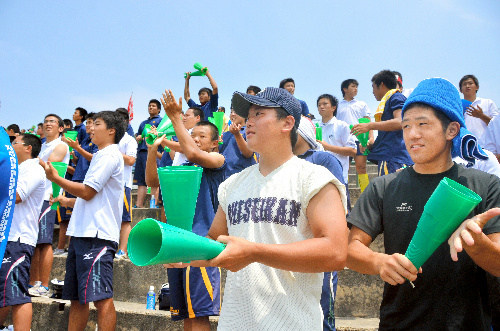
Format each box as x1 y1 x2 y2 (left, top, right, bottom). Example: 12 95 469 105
7 297 378 331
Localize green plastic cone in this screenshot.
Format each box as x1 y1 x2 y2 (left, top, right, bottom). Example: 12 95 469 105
64 131 78 159
127 218 226 266
404 177 482 269
157 166 203 231
184 70 205 78
315 124 322 141
193 62 207 73
207 117 215 125
141 124 152 138
350 118 370 156
145 116 177 145
213 112 224 145
50 162 68 210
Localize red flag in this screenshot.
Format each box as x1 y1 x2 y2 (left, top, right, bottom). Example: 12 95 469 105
127 93 134 122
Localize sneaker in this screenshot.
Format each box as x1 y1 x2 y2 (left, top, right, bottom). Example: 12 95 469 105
115 250 127 260
53 248 67 256
29 285 49 297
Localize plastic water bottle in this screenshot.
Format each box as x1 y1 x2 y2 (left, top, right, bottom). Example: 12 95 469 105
146 285 156 310
149 194 156 209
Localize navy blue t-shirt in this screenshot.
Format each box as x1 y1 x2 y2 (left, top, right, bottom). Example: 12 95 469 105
183 161 226 237
368 92 413 165
187 93 218 120
298 99 310 117
136 115 162 151
219 127 256 178
72 136 99 181
126 124 134 137
74 123 88 145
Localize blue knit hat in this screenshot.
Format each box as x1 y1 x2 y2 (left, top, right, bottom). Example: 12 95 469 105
402 78 487 166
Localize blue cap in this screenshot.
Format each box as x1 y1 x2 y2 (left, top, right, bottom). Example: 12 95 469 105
402 77 487 165
231 87 302 128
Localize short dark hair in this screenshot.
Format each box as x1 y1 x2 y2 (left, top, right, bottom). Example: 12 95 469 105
63 119 73 129
21 133 42 158
115 108 130 132
45 114 64 128
37 123 43 128
198 88 212 98
75 107 88 119
279 78 295 89
7 124 20 133
274 107 298 148
341 79 359 97
372 70 398 90
190 107 204 121
86 112 96 121
246 85 262 94
194 121 219 141
149 99 162 110
317 94 339 117
459 74 479 91
94 111 125 144
403 102 452 133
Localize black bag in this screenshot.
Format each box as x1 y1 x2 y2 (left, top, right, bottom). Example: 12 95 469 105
158 283 170 311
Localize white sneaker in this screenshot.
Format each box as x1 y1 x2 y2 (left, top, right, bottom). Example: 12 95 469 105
29 285 50 297
53 248 66 256
114 250 127 260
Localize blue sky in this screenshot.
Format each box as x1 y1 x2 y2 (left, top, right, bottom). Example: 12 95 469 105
1 1 499 132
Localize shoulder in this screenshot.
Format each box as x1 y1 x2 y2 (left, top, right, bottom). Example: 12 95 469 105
390 91 406 103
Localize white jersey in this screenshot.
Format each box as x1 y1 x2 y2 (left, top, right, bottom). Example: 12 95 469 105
9 158 46 246
67 144 124 243
172 128 192 166
217 157 347 331
465 97 498 146
336 98 371 126
319 117 356 182
38 137 69 200
454 150 500 178
118 134 138 188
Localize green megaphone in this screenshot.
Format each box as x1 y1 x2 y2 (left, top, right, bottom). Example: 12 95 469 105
213 112 224 145
127 218 226 266
404 177 482 269
350 118 370 156
315 123 322 141
184 70 205 78
50 162 68 210
144 116 177 145
183 63 207 78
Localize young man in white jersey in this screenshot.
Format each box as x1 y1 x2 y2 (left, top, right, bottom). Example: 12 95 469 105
166 87 348 330
0 134 45 331
459 74 498 145
115 108 137 259
41 111 125 331
29 114 69 297
337 79 373 192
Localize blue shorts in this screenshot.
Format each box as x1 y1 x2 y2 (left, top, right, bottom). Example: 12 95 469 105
122 187 131 222
355 140 369 156
320 271 338 331
38 200 57 244
59 191 76 222
377 161 408 176
167 266 221 321
133 150 148 186
62 237 117 304
0 240 34 307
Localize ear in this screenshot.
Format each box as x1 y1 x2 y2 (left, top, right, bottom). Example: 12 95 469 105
25 144 33 155
281 115 295 134
446 122 460 141
108 127 116 136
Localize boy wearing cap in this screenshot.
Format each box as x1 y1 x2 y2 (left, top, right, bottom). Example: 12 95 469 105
166 87 348 330
0 134 45 331
292 116 346 331
184 68 219 120
347 78 500 330
351 70 413 176
459 74 498 145
150 93 226 331
40 111 125 331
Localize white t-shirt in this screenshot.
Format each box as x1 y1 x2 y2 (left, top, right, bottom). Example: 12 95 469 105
10 158 46 246
401 88 414 98
67 144 124 243
336 98 371 126
481 114 500 155
118 134 138 188
319 117 356 182
38 137 69 200
464 97 498 146
172 128 192 166
453 150 500 178
216 157 347 331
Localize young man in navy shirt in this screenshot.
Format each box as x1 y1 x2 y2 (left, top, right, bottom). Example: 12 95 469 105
134 99 162 208
73 107 88 144
184 67 219 120
351 70 413 176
